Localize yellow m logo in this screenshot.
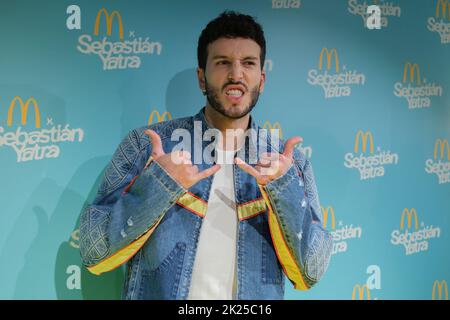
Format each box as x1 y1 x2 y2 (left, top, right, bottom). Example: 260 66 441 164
436 0 450 19
352 284 371 300
321 206 336 230
318 48 340 73
262 121 283 139
148 110 172 125
400 208 419 230
434 139 450 160
402 63 421 85
7 96 41 128
93 8 124 40
432 280 449 300
354 130 374 153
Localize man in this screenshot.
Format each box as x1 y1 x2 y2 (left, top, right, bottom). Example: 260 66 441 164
80 11 332 300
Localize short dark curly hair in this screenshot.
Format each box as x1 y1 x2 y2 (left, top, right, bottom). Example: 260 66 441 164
197 11 266 71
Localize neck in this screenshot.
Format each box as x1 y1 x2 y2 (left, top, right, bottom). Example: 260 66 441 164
204 105 250 151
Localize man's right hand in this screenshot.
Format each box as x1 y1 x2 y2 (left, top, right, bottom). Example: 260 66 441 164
145 129 221 189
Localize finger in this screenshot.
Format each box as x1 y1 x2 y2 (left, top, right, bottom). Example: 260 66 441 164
175 150 192 161
261 152 279 161
283 136 303 158
259 164 279 177
235 157 260 178
179 151 192 165
183 159 193 165
170 151 192 165
145 129 165 158
256 160 271 168
179 151 192 161
262 152 279 158
194 164 221 181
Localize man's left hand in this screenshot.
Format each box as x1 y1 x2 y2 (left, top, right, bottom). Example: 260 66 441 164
235 136 302 185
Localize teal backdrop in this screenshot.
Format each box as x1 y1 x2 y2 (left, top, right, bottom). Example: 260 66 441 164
0 0 449 300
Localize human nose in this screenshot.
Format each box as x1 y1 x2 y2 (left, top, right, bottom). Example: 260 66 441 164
228 61 243 81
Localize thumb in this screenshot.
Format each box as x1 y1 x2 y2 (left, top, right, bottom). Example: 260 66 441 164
235 157 260 178
283 136 303 158
194 164 221 181
145 129 165 158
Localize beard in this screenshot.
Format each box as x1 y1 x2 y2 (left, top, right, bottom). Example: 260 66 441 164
204 78 261 119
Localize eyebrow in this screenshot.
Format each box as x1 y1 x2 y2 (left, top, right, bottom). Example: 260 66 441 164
211 55 259 61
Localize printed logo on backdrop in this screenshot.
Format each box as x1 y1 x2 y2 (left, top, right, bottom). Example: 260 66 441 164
148 109 172 125
272 0 301 9
307 48 366 99
262 121 312 158
390 208 441 255
263 121 283 139
427 0 450 44
352 284 371 300
67 229 81 290
425 138 450 184
322 205 362 255
344 130 399 180
393 62 443 109
71 7 162 70
352 265 382 300
432 280 448 300
0 96 84 163
348 0 401 29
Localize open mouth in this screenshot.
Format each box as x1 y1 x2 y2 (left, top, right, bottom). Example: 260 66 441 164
224 85 246 102
225 88 244 98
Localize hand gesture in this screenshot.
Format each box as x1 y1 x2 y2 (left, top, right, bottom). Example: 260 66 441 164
235 137 302 185
145 129 221 189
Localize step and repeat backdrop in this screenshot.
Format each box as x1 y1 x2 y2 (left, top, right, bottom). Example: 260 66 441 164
0 0 449 300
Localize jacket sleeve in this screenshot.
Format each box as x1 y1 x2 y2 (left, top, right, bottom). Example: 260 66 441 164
258 149 332 290
79 129 186 275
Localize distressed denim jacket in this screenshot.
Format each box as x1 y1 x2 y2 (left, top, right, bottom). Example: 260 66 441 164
80 108 332 300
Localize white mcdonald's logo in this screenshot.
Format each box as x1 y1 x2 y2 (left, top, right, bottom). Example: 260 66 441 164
7 96 41 128
432 280 448 300
402 62 421 85
148 110 172 125
352 284 371 300
354 130 374 153
93 8 124 40
400 208 419 230
318 48 340 73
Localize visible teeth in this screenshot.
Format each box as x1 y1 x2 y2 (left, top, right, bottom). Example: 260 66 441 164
226 89 243 97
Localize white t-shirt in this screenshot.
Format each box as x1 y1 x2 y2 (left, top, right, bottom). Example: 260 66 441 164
187 148 238 300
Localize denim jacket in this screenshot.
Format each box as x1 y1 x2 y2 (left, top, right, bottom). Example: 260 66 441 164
79 108 332 300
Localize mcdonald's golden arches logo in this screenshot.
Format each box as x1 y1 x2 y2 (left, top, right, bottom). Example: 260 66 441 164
7 96 41 128
318 48 340 73
262 121 283 139
321 206 336 230
354 130 374 153
93 8 124 40
400 208 419 230
352 284 371 300
148 110 172 125
434 139 450 160
436 0 450 19
432 280 448 300
402 63 422 85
